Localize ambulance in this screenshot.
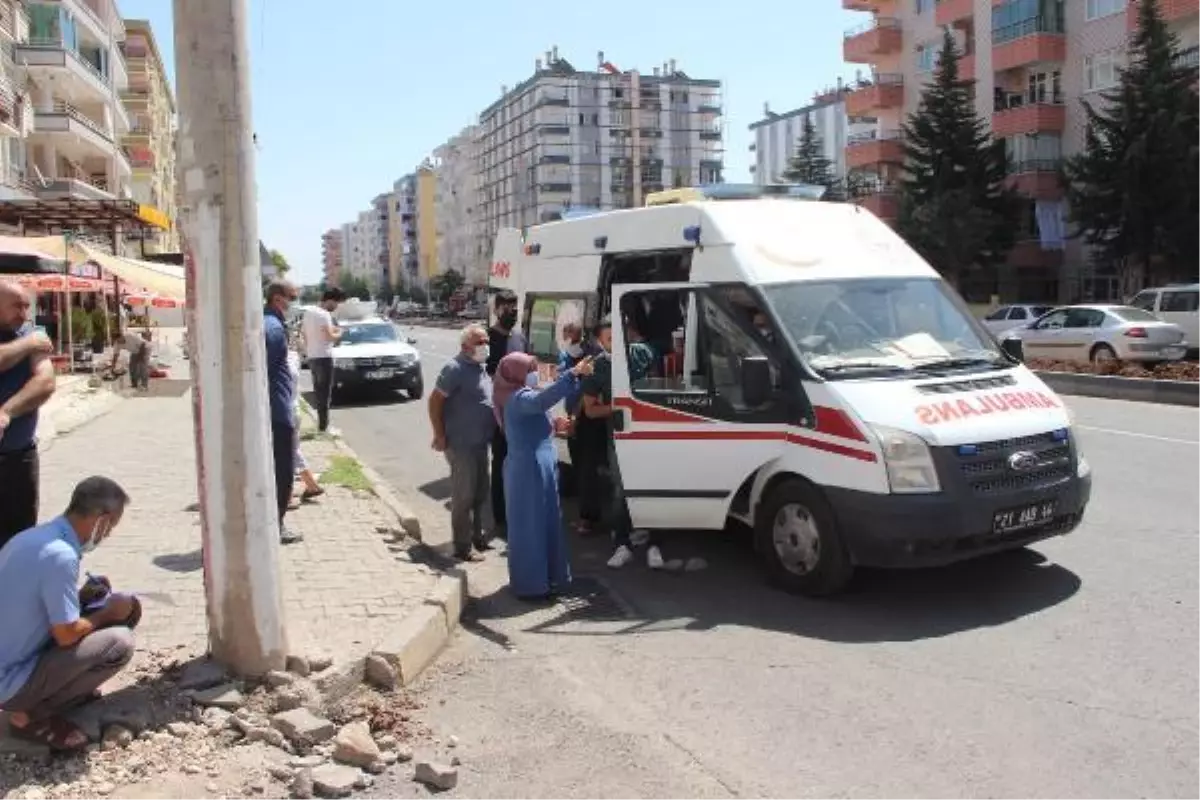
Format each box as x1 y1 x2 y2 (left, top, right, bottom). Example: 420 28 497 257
489 184 1092 595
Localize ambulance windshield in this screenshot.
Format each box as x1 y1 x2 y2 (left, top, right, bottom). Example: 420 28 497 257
763 277 1007 379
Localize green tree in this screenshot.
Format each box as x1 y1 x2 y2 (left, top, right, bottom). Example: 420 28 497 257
337 274 371 301
429 269 465 302
267 249 290 275
896 28 1018 292
1062 0 1199 294
780 116 841 199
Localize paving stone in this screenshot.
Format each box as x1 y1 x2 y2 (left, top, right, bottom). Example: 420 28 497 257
413 760 458 791
272 708 337 746
191 683 245 709
363 654 397 691
178 659 228 690
310 764 359 798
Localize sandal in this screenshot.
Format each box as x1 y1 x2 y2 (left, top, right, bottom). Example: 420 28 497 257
9 715 90 752
300 487 325 502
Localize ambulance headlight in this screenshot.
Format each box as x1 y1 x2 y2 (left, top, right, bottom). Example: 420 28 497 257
872 425 941 494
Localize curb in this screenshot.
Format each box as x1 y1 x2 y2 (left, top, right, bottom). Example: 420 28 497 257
296 397 466 691
38 378 124 453
1035 371 1199 407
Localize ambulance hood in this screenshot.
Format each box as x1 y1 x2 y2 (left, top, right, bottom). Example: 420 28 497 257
829 366 1072 447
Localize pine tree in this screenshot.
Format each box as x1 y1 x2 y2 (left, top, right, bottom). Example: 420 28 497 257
780 115 843 199
1062 0 1199 294
896 28 1018 291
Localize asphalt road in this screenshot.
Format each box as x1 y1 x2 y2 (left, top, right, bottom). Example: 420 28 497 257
324 324 1199 799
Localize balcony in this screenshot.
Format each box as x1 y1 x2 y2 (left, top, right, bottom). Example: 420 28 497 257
1006 158 1064 200
961 52 977 81
0 2 19 41
992 101 1066 137
845 74 904 116
992 16 1066 71
842 0 879 8
32 102 115 157
857 189 899 221
16 40 112 102
1128 0 1199 29
936 0 974 26
846 129 905 169
37 176 115 201
844 18 903 64
1008 239 1064 270
127 146 155 170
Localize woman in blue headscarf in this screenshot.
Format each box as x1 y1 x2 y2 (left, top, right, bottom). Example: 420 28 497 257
493 352 594 601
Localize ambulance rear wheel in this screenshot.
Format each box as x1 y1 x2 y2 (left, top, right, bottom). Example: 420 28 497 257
756 479 852 597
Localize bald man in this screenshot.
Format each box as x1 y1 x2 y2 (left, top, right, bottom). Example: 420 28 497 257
0 281 55 550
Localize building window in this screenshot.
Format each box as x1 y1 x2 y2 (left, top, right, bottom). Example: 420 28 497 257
1085 0 1124 21
916 0 934 12
1084 48 1123 92
1027 69 1063 103
916 43 938 72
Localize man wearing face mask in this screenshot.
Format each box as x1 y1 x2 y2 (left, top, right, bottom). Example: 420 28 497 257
0 476 137 752
555 322 587 498
429 324 496 561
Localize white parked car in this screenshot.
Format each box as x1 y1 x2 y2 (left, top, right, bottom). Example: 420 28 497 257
1004 304 1189 364
981 304 1055 336
1128 283 1199 354
330 318 422 402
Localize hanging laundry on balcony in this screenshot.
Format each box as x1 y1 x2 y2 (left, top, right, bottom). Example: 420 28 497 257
1034 200 1067 251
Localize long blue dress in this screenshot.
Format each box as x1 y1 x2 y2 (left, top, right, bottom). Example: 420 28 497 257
502 372 580 598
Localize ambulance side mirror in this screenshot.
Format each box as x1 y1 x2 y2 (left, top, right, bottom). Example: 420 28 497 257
741 356 772 408
1000 336 1024 363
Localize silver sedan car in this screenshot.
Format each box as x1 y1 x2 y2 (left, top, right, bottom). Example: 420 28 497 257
1005 304 1189 364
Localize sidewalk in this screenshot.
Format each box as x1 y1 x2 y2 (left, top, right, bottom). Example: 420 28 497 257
36 383 441 662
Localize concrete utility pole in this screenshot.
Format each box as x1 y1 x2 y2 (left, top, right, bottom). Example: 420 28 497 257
173 0 288 675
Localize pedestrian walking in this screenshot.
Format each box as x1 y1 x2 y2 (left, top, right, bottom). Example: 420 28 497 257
0 280 56 551
493 352 594 601
429 324 496 562
485 291 521 539
287 351 323 508
264 280 303 545
110 332 150 391
0 476 137 752
302 288 345 433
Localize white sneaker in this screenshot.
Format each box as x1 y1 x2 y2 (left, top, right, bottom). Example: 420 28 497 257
647 545 665 570
607 545 634 569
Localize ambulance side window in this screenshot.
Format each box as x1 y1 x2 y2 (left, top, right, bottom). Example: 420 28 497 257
698 294 784 418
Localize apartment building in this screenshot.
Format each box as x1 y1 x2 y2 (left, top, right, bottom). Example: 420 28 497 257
368 192 390 290
748 88 876 185
388 173 418 290
416 164 437 280
475 48 724 259
120 18 176 253
0 1 31 200
432 126 482 286
321 227 342 286
842 0 1198 301
17 0 132 202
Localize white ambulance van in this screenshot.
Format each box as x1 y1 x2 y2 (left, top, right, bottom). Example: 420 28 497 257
489 185 1092 595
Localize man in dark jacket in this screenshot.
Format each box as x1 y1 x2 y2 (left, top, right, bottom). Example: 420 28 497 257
264 280 302 544
485 291 520 538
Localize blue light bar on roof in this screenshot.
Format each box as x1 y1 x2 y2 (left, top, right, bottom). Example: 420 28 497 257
697 183 828 201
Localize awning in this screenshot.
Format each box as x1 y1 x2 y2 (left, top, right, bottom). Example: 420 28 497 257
0 235 186 300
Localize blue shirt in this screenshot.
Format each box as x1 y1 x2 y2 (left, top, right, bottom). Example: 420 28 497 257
435 354 495 451
264 308 295 428
557 348 585 414
0 323 38 453
0 516 82 703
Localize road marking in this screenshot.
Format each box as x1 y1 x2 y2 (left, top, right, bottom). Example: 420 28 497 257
1076 425 1199 445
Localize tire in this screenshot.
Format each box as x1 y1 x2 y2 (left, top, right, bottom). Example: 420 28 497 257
408 380 424 401
1090 344 1117 363
754 478 852 597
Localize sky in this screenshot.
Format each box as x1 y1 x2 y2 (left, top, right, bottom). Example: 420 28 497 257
119 0 863 284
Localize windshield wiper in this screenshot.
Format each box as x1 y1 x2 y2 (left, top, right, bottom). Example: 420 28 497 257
815 361 913 376
911 355 1008 372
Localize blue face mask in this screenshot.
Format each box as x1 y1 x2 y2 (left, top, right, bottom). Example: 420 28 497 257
525 372 539 389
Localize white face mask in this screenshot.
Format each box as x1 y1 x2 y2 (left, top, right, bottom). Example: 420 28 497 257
525 372 539 388
472 344 490 364
565 342 583 358
81 518 108 555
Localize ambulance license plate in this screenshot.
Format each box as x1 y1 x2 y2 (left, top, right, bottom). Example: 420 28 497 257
365 369 394 380
992 500 1057 535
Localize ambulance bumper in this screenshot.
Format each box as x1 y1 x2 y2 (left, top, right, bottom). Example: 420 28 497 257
826 471 1092 569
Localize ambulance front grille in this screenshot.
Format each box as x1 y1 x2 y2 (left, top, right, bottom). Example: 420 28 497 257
956 435 1073 495
915 375 1017 395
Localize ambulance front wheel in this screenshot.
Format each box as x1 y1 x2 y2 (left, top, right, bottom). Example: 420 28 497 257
756 479 853 597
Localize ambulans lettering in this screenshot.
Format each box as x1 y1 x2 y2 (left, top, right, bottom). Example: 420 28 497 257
914 390 1059 425
490 261 511 279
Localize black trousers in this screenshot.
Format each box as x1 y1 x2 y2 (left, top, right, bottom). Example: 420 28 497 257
0 445 38 550
490 427 507 532
574 420 607 524
309 358 334 431
271 422 295 527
